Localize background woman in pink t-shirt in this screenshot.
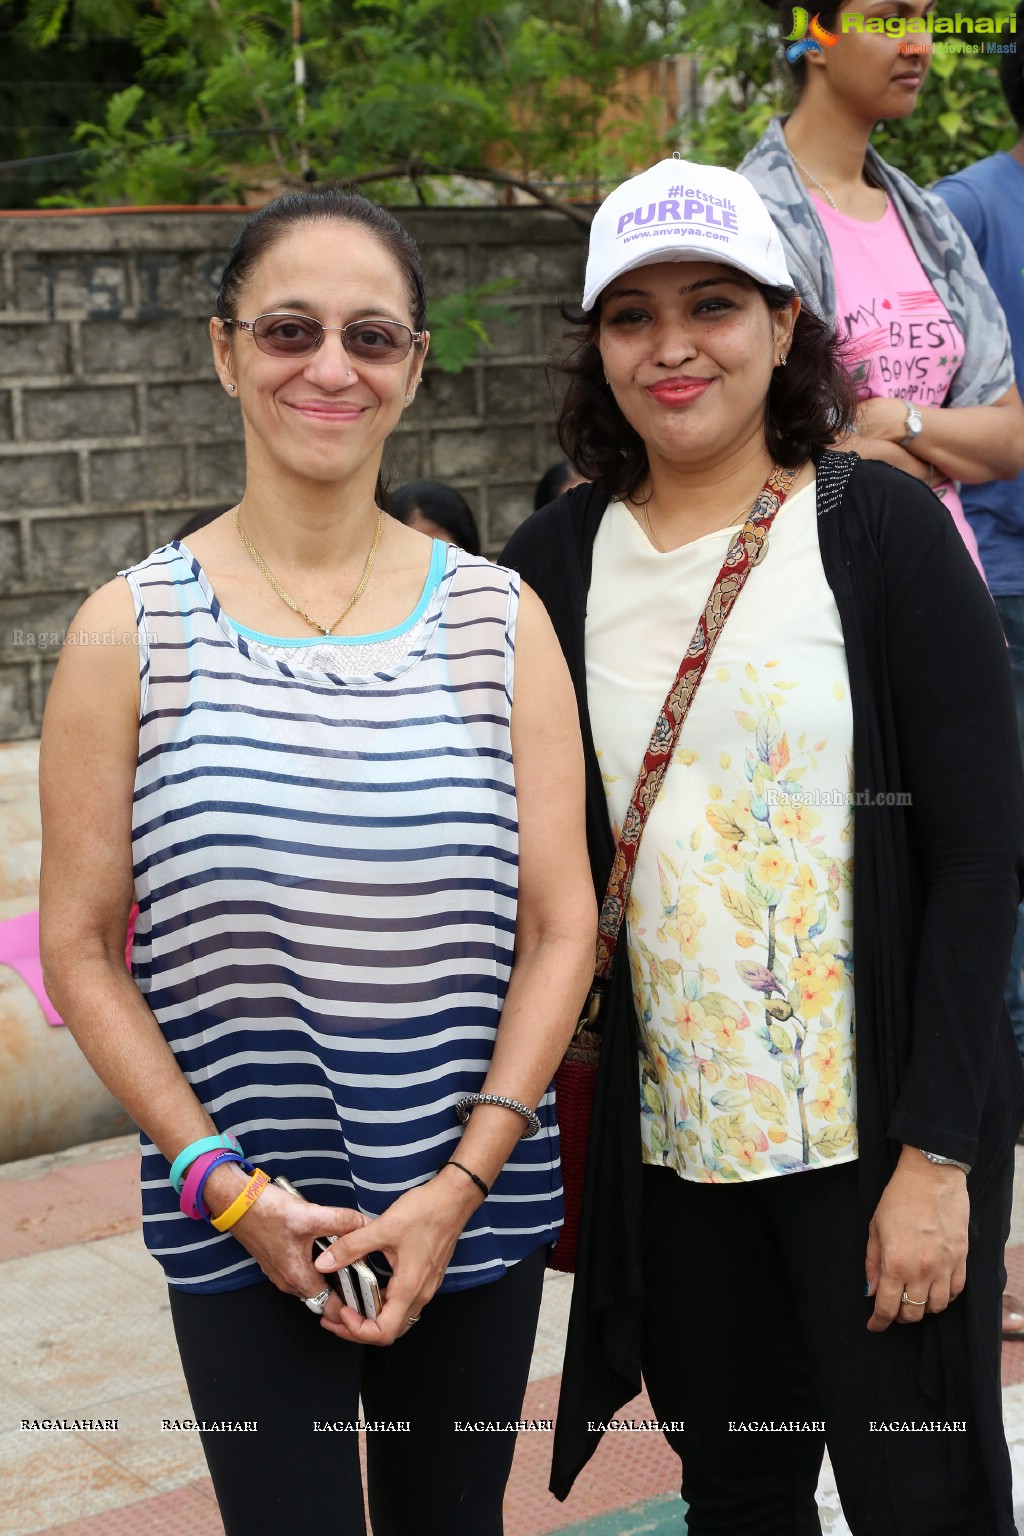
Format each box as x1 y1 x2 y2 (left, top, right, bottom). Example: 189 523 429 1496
741 0 1024 582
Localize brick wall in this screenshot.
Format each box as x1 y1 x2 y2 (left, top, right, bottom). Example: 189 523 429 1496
0 207 588 740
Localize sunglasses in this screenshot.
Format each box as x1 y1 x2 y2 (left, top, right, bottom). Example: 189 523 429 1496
227 312 426 363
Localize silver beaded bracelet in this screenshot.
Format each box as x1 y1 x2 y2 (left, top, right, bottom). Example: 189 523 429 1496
455 1093 541 1139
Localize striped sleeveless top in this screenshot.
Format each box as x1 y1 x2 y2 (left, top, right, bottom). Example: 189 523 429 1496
122 537 562 1293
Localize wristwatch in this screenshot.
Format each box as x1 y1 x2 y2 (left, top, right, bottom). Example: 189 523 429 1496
899 402 923 447
915 1148 971 1176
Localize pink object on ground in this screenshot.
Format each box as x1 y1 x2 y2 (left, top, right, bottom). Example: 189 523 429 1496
0 907 137 1025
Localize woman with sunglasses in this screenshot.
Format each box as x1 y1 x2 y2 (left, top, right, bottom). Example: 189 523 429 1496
503 158 1024 1534
38 186 595 1536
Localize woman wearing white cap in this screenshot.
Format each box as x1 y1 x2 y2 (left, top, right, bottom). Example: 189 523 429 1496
503 158 1024 1534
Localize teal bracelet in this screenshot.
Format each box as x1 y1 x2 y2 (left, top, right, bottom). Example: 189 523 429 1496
169 1133 243 1194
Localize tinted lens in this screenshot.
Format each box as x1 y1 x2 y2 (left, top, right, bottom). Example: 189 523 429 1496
344 321 412 363
252 315 322 355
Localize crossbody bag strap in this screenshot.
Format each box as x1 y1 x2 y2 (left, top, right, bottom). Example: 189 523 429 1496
572 463 799 1052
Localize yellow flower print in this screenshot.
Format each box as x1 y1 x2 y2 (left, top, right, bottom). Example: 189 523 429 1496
712 1014 743 1051
815 953 846 992
780 895 818 940
775 802 821 844
754 848 793 889
710 1114 769 1173
673 998 707 1046
792 863 818 902
805 1036 843 1084
790 955 830 1018
808 1083 848 1122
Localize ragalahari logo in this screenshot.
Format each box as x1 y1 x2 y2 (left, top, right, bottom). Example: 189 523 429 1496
785 8 840 61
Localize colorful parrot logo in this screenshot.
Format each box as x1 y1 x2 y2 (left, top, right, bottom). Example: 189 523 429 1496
785 8 840 61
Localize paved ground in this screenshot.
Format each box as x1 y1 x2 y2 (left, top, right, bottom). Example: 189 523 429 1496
4 1134 1024 1535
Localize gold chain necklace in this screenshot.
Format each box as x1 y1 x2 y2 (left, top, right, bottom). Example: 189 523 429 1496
639 485 757 554
234 508 383 636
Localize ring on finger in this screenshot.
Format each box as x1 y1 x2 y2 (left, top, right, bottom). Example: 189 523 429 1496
303 1288 333 1315
900 1290 927 1307
406 1313 422 1326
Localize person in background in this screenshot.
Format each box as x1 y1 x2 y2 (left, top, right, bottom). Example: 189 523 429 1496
739 0 1024 579
503 155 1024 1535
39 186 595 1536
389 478 481 555
534 461 584 511
934 10 1024 1340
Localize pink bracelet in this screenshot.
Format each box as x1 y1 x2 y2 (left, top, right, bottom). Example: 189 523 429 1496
180 1149 238 1220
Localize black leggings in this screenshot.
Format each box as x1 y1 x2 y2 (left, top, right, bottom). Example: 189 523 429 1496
168 1244 547 1536
641 1158 1014 1536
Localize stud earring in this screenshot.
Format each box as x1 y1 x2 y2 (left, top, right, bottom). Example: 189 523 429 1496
777 354 788 369
227 382 236 394
404 392 413 403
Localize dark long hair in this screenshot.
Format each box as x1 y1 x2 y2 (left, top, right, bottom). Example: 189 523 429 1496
555 283 856 501
760 0 845 93
389 479 481 556
214 185 426 507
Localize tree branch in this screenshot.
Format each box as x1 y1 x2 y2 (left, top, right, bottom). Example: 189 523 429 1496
339 159 595 228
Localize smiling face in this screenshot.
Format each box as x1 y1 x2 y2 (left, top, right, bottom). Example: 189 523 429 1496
597 261 798 474
806 0 934 121
210 219 428 492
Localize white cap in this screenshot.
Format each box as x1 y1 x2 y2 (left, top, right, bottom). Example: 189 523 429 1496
582 158 794 312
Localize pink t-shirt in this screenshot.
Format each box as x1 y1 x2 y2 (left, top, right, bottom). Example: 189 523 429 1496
813 194 984 580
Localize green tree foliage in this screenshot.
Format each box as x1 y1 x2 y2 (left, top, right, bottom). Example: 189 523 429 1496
680 0 1018 186
2 0 690 208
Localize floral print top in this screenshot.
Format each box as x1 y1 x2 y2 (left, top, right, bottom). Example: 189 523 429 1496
585 482 857 1182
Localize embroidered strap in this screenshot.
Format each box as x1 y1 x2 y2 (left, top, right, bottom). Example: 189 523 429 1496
573 464 798 1051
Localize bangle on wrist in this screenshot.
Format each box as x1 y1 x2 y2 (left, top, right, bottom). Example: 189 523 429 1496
190 1152 253 1221
179 1149 241 1220
455 1093 541 1139
444 1159 490 1199
210 1168 271 1231
913 1147 971 1176
169 1133 243 1194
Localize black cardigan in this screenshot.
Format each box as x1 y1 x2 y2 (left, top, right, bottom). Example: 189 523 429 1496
502 449 1024 1505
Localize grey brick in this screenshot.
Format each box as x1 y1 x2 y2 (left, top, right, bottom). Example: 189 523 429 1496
415 368 477 420
11 255 49 313
0 323 72 379
428 426 535 479
34 657 59 725
0 520 22 582
18 257 131 319
484 364 553 418
1 453 80 509
153 507 223 546
132 252 184 317
30 514 146 587
182 252 226 315
0 590 86 657
147 382 240 440
384 430 424 485
0 662 32 736
0 392 13 442
82 317 211 377
89 447 188 505
193 441 244 502
426 246 469 297
481 307 535 359
486 483 537 545
24 385 137 442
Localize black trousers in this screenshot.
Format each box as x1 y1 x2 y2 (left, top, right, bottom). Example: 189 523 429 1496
168 1243 547 1536
641 1159 1015 1536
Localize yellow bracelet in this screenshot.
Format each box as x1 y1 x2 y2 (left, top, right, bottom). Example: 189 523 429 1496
210 1168 271 1232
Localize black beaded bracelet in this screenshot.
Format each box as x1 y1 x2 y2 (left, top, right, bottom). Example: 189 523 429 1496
445 1159 490 1199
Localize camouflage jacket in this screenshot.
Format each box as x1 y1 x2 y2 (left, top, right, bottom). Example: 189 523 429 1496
738 116 1014 408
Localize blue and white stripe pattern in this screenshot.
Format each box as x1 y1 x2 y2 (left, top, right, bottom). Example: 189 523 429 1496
122 538 561 1293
